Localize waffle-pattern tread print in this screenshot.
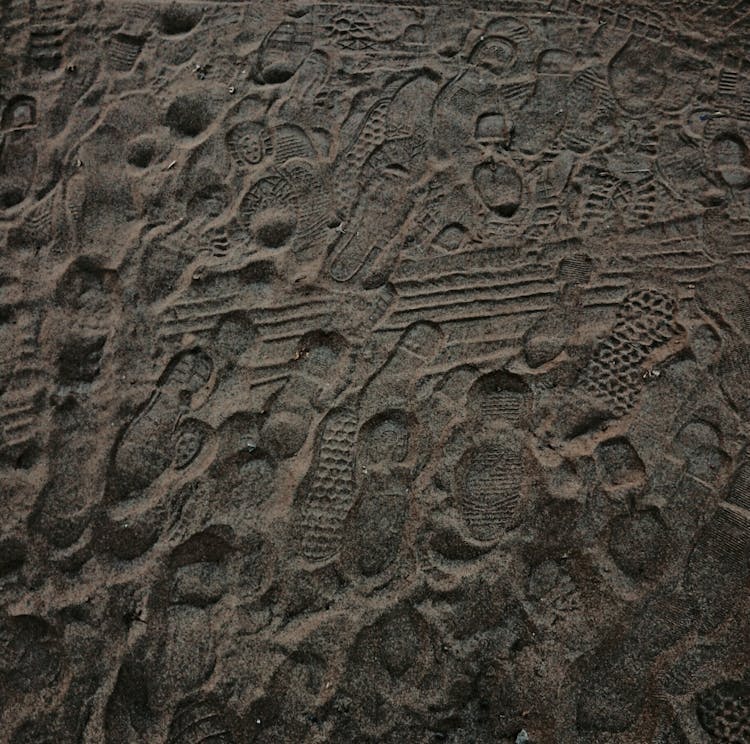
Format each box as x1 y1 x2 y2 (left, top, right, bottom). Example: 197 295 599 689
3 1 750 742
579 288 682 415
297 408 358 563
696 681 750 743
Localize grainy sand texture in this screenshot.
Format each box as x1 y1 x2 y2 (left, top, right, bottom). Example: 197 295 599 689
1 1 750 742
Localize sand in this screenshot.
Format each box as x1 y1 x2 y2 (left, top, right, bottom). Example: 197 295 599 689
1 0 750 741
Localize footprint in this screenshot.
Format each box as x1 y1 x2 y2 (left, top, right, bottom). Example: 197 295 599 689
273 123 317 164
695 679 750 742
104 645 155 743
674 418 729 484
0 614 63 696
277 158 331 261
226 121 273 167
159 606 216 703
727 452 750 512
595 436 647 491
108 32 145 72
0 99 38 211
561 70 618 152
65 112 151 253
260 331 350 459
372 606 432 681
101 424 217 562
580 449 750 732
433 370 531 544
608 37 667 114
359 321 443 414
710 130 750 188
663 642 726 696
146 530 236 707
172 418 214 471
715 337 750 419
111 349 213 500
340 473 409 579
165 93 213 138
473 160 523 218
169 527 233 607
1 95 36 131
158 3 203 37
513 50 575 154
683 499 750 632
337 604 438 734
167 695 235 744
333 82 399 212
277 49 332 129
577 287 683 419
31 397 101 548
454 431 525 542
466 369 532 429
255 18 313 84
355 409 415 467
238 172 294 242
696 274 750 340
608 509 668 579
577 592 694 732
522 285 582 369
295 407 358 564
522 255 591 368
328 75 437 283
27 0 72 71
238 160 330 260
576 648 647 733
245 644 328 742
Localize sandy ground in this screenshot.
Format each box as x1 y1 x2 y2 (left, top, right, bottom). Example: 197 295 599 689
1 1 750 742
